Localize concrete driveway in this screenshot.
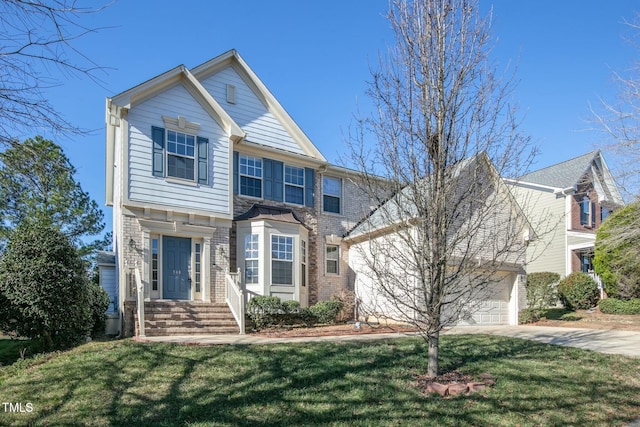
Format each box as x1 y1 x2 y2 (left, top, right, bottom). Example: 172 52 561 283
140 325 640 358
445 325 640 358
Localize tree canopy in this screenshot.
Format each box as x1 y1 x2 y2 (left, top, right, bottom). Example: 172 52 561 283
0 136 104 252
594 202 640 299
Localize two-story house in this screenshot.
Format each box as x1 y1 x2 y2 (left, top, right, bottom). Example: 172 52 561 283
104 50 375 337
506 150 624 282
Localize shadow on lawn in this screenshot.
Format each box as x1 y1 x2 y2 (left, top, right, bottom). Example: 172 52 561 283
6 336 640 426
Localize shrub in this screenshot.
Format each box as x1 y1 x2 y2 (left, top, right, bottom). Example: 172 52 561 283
246 296 283 329
594 202 640 299
331 289 356 322
88 282 111 337
309 300 344 324
518 308 542 324
557 272 599 311
0 222 93 350
526 272 560 310
598 298 640 315
282 300 301 313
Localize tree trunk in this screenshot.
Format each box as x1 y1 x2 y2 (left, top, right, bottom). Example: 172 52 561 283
427 331 439 377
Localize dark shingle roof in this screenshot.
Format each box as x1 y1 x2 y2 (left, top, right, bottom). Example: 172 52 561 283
97 251 115 266
518 150 600 188
234 204 306 226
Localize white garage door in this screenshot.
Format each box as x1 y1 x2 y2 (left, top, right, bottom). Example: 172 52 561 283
470 279 510 325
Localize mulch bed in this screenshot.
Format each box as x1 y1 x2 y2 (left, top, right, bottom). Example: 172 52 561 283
413 371 496 397
250 322 419 338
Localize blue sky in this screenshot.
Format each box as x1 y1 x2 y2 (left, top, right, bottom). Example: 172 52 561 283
23 0 640 238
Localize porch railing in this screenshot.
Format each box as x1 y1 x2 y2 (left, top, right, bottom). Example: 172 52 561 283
226 268 245 335
588 271 605 299
134 268 145 337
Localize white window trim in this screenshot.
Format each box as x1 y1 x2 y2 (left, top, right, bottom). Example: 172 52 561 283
239 154 263 198
322 175 343 215
271 234 294 286
325 244 340 275
245 234 260 285
165 129 197 182
284 164 305 205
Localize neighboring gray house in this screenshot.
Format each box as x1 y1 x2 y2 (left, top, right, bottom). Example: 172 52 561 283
345 154 532 326
506 150 624 280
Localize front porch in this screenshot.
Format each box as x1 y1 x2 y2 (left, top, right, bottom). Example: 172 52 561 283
124 300 239 337
122 266 246 338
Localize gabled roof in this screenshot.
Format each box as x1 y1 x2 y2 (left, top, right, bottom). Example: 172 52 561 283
518 150 600 189
517 150 624 205
192 50 327 163
344 153 533 242
108 65 245 143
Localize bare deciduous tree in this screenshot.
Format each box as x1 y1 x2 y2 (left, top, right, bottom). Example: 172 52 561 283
0 0 109 146
591 13 640 199
346 0 538 377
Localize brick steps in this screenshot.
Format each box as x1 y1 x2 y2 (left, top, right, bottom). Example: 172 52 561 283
135 301 240 336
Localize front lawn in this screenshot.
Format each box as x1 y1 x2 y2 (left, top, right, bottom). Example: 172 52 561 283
0 335 639 426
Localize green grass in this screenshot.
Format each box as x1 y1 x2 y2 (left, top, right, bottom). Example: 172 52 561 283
0 336 639 426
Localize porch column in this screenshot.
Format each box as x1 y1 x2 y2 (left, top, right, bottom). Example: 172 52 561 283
142 229 151 300
203 237 212 302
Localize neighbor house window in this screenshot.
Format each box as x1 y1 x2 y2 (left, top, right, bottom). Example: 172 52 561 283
285 165 304 204
272 235 293 285
326 245 339 274
195 243 201 293
167 130 195 180
151 238 159 291
579 197 595 227
245 234 259 284
581 254 593 273
323 176 342 214
240 155 262 197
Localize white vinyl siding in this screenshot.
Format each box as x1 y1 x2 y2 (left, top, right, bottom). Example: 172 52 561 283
99 265 117 313
127 83 230 213
508 185 567 277
200 66 304 155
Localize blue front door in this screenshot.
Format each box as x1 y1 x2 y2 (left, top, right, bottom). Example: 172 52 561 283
163 236 191 300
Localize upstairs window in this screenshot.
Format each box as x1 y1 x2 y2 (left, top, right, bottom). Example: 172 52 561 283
240 155 263 198
601 206 610 222
151 124 208 184
167 130 195 180
323 176 342 214
285 165 304 205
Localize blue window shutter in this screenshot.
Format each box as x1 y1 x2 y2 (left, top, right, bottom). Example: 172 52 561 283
591 202 596 227
197 137 208 185
272 160 283 201
233 151 239 195
263 158 283 202
151 126 165 177
264 159 273 200
305 168 315 207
